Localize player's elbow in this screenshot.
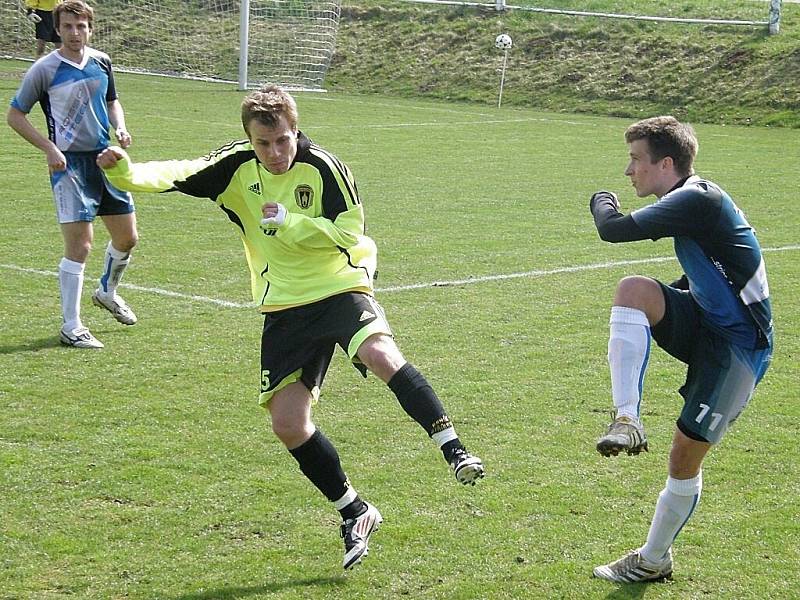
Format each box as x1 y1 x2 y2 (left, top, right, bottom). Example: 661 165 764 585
596 225 626 243
6 107 22 129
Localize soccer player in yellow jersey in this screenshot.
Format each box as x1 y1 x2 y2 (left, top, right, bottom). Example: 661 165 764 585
24 0 62 59
97 85 484 570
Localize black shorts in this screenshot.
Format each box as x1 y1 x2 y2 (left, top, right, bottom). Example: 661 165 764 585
258 292 392 405
652 281 772 444
34 10 60 44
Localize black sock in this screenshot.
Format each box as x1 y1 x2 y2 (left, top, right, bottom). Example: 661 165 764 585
388 363 453 437
288 429 350 503
339 498 367 521
440 439 465 462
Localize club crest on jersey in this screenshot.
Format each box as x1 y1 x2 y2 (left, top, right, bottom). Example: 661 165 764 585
294 185 313 209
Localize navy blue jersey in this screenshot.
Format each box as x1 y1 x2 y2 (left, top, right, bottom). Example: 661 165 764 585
630 176 772 349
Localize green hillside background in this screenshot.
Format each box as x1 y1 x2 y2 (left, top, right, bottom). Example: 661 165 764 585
2 0 798 126
328 1 800 127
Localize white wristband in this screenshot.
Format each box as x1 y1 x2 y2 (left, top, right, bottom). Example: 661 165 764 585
260 203 287 228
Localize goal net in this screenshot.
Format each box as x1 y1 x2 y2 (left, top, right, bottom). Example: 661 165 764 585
0 0 341 90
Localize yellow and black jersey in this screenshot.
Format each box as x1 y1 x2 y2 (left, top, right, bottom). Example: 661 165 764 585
103 133 377 311
25 0 59 11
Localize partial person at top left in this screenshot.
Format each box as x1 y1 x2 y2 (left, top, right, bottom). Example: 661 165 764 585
24 0 62 59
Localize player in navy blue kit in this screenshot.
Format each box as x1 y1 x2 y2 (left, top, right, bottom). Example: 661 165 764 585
589 116 773 583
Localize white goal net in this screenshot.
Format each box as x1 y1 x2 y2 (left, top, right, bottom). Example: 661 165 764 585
0 0 341 90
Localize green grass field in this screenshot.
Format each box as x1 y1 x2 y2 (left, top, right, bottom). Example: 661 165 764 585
1 61 798 599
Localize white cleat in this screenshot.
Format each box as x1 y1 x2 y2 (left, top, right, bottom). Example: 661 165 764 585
60 326 104 349
597 415 648 456
449 448 485 486
593 548 673 583
92 290 137 325
341 502 382 570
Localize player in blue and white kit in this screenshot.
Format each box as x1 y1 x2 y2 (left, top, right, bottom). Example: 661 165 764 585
7 0 139 348
589 116 773 582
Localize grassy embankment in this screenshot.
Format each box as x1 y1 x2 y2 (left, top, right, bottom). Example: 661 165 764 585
329 0 800 127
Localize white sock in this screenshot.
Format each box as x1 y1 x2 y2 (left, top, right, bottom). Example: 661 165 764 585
333 485 358 510
59 257 85 331
640 473 703 564
608 306 651 421
431 426 458 447
98 242 130 297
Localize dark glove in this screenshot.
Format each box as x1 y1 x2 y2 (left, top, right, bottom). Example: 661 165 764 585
589 190 620 214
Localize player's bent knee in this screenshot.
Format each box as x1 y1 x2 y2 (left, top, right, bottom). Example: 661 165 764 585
614 276 662 308
616 275 654 293
126 234 139 250
270 418 313 448
267 382 314 447
357 335 406 382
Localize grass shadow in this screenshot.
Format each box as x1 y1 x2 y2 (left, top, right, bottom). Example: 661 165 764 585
602 579 669 599
172 576 347 600
0 336 64 354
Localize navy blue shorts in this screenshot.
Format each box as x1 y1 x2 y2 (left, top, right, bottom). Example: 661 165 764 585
652 281 772 444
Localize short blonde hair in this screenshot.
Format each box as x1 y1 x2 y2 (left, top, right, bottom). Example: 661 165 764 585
241 85 298 134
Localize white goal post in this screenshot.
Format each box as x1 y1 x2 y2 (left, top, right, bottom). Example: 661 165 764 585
0 0 342 91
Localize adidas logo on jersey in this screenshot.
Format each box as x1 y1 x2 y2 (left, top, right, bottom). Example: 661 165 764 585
248 182 261 195
359 310 375 322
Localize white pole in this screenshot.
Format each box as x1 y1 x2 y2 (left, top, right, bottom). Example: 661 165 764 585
768 0 781 35
495 0 505 11
238 0 250 90
498 49 508 108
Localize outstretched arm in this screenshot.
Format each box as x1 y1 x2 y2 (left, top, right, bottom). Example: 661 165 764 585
96 146 126 170
97 146 225 197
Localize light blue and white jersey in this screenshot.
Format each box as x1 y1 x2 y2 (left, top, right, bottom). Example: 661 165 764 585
10 47 118 152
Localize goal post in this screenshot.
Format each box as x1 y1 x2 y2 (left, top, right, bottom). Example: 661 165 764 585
769 0 782 35
0 0 342 90
240 0 251 89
